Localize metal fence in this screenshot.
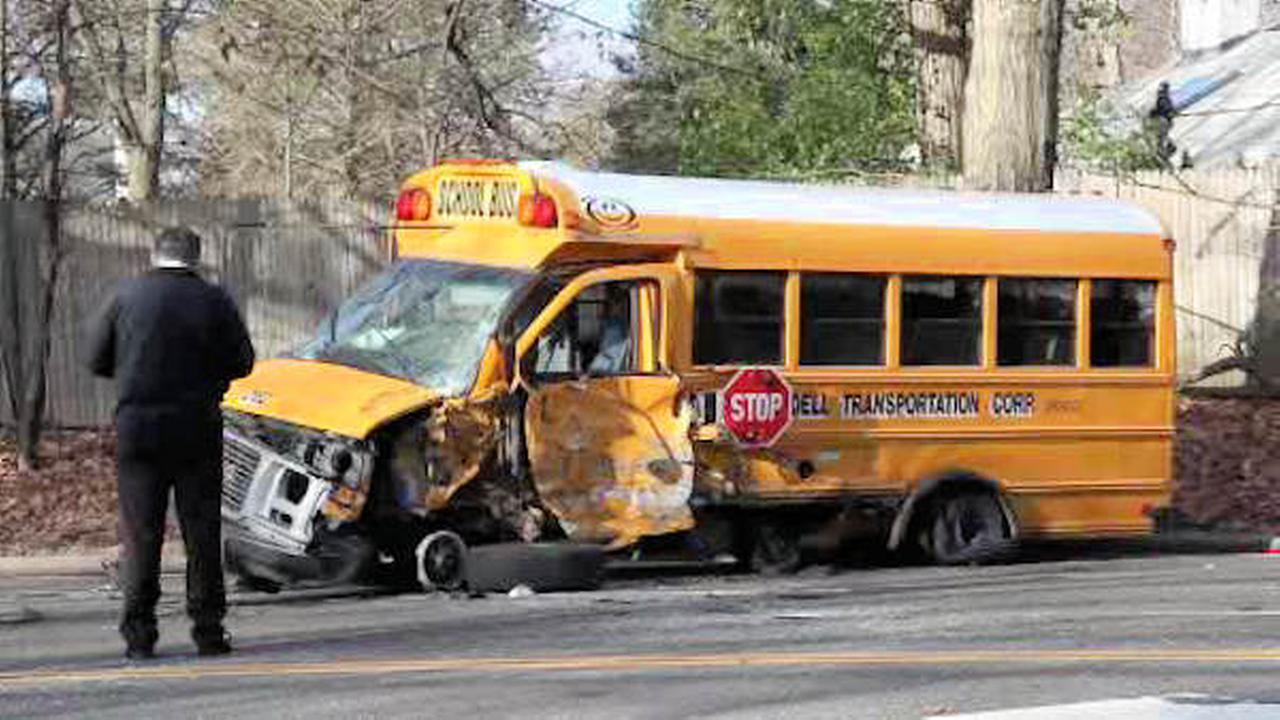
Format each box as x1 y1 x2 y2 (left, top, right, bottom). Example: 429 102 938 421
1 198 390 427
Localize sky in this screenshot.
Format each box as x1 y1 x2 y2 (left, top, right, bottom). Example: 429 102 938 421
577 0 634 30
542 0 637 79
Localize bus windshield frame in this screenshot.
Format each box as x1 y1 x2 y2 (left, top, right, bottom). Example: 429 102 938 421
294 260 534 395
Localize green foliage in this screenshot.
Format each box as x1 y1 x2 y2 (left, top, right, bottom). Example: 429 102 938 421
1061 88 1165 174
1068 0 1130 35
608 0 917 179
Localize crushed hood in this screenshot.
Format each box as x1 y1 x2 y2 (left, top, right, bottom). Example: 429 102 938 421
222 358 438 439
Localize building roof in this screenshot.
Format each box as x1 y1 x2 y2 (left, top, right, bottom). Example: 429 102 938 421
521 162 1164 236
1119 27 1280 168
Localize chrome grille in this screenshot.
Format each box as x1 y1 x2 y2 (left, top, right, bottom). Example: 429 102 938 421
222 436 261 510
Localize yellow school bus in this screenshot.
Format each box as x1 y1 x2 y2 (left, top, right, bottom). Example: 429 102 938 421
220 159 1174 587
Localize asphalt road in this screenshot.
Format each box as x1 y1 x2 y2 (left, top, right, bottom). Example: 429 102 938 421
2 547 1280 719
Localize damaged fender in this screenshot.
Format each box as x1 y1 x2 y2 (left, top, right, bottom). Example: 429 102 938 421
524 375 695 548
382 393 506 515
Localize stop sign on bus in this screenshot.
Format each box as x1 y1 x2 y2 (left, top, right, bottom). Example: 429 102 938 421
720 367 793 447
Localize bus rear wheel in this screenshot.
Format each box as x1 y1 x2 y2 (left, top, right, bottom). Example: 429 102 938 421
922 491 1013 565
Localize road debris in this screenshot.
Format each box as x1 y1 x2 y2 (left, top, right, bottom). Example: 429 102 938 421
0 602 42 625
507 584 536 599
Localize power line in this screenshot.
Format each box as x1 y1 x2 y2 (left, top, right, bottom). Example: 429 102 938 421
526 0 768 82
1177 100 1280 117
1112 171 1280 211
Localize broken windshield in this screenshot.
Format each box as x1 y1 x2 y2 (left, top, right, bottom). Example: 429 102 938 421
294 260 532 395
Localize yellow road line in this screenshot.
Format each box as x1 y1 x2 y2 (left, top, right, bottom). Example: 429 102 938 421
3 648 1280 688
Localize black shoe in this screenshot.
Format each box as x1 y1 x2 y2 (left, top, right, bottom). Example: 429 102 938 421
195 632 233 657
125 645 156 661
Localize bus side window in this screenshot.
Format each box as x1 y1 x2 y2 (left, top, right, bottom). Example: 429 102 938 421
1091 280 1156 367
800 273 886 366
694 271 785 365
998 278 1077 366
901 275 983 366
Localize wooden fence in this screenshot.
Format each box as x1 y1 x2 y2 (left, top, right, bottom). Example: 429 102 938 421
5 165 1279 429
1057 165 1280 386
1 198 390 427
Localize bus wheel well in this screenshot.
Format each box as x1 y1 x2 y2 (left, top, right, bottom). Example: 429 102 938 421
887 471 1015 552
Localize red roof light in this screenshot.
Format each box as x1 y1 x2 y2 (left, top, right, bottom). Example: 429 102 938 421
395 188 432 222
519 193 558 228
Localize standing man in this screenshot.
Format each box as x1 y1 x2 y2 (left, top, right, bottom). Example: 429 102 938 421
87 226 255 660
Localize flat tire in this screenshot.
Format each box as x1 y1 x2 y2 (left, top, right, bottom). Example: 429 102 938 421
923 491 1014 565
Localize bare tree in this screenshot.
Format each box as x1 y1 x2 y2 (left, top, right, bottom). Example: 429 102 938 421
910 0 970 169
192 0 557 199
1 0 13 197
962 0 1065 191
1 0 15 444
0 0 72 469
68 0 170 202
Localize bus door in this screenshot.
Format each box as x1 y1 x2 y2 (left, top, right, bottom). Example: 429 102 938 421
514 265 694 548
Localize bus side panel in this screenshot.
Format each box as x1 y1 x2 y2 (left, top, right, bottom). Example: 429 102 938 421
699 377 1174 538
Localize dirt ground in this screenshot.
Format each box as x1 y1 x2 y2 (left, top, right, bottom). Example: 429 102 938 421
0 431 119 555
1174 396 1280 534
2 397 1278 556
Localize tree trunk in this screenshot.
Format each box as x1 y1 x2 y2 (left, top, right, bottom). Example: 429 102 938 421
961 0 1065 191
1252 190 1280 388
10 0 72 470
125 0 166 201
910 0 970 169
0 203 21 437
1038 0 1065 190
341 2 370 198
123 142 154 201
0 0 14 435
1 0 14 199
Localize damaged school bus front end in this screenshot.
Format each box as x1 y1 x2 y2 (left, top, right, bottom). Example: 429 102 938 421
219 257 540 586
219 161 698 588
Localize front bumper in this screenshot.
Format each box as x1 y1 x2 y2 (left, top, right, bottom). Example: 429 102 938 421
223 535 322 585
221 424 380 585
221 429 333 559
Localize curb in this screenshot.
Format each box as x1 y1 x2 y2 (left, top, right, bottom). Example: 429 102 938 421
3 535 1277 578
0 550 186 578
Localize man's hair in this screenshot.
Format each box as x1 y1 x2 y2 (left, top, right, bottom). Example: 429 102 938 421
153 226 201 268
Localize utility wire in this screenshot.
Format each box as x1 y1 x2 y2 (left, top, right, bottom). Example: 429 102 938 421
526 0 768 82
1177 100 1280 117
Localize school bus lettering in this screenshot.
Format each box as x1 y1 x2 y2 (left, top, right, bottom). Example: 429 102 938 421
435 178 519 219
991 392 1036 418
793 393 830 419
840 392 981 420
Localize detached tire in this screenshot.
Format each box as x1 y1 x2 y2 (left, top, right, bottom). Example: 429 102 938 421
415 531 468 592
465 543 605 593
923 491 1014 565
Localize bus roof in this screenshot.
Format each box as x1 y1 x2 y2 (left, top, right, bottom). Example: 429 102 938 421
519 161 1164 237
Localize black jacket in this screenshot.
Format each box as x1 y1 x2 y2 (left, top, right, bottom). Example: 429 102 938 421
87 268 255 413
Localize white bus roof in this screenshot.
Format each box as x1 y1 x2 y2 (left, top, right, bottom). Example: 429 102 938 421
521 162 1164 236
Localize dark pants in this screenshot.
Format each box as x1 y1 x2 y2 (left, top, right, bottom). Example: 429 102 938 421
116 405 226 649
